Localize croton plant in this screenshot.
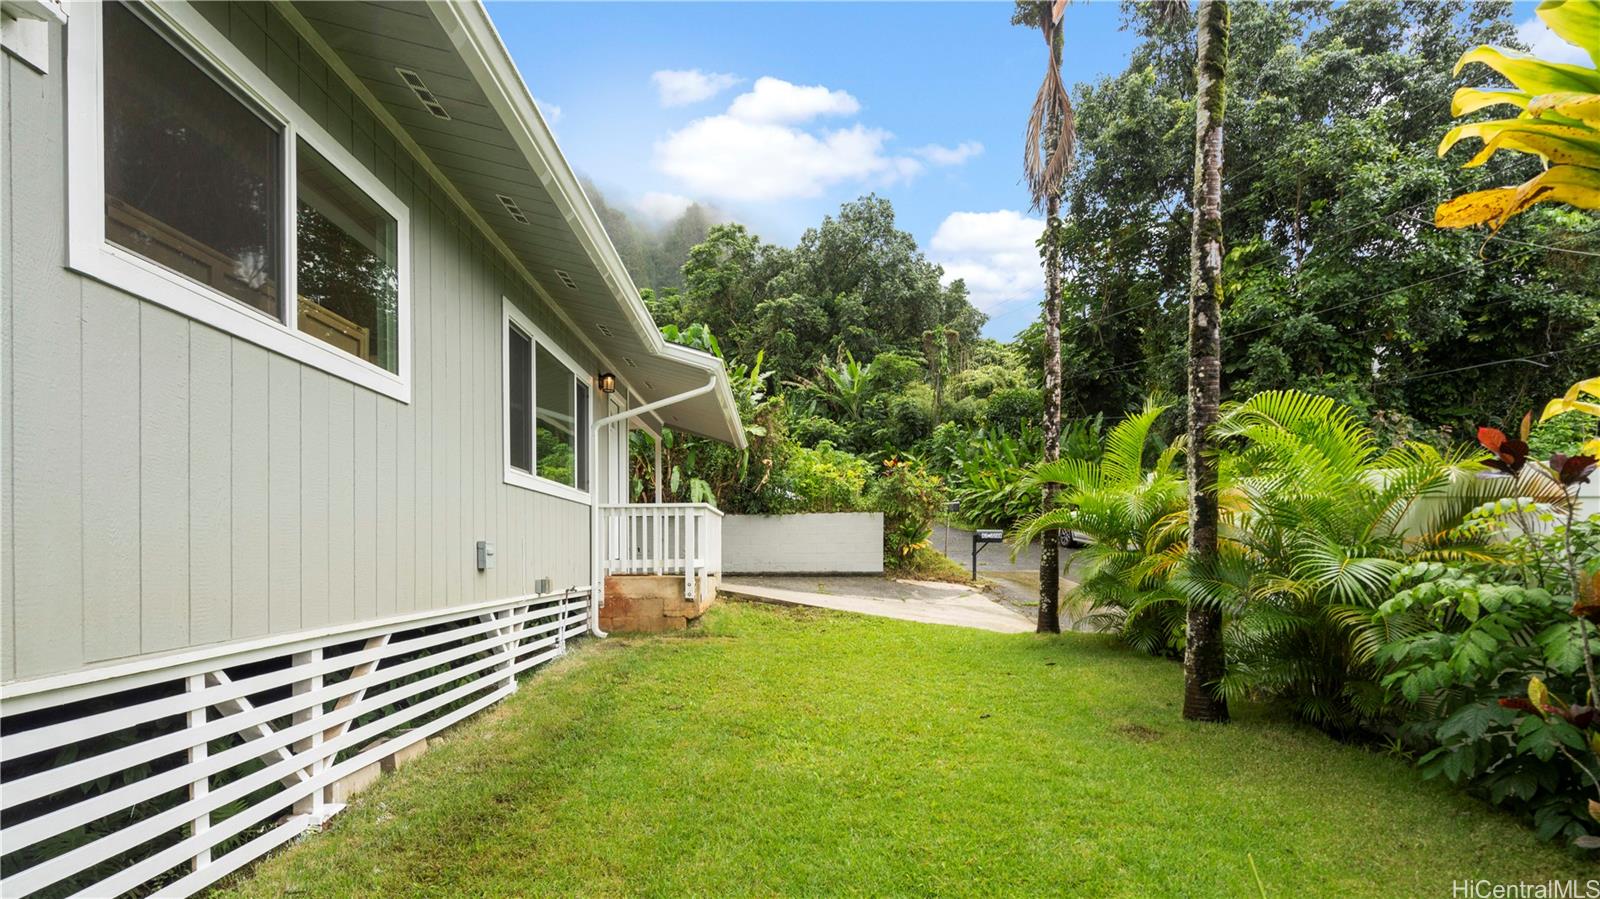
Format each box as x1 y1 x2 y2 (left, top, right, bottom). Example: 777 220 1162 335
1477 376 1600 845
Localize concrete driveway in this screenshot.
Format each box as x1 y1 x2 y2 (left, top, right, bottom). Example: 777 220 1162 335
719 576 1034 634
929 523 1094 629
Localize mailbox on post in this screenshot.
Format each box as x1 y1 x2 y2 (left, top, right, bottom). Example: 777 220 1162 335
972 529 1003 581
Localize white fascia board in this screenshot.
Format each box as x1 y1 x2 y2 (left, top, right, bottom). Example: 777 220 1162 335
425 0 745 448
3 0 66 23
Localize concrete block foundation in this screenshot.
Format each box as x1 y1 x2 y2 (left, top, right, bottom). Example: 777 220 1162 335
601 574 717 633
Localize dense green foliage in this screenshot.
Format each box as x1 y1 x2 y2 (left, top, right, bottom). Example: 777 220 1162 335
1378 514 1600 844
1034 0 1598 433
780 442 871 514
643 196 985 385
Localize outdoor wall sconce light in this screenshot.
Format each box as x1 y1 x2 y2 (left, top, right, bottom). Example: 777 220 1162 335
597 371 617 394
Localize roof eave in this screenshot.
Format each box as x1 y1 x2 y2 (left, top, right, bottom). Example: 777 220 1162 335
425 0 745 448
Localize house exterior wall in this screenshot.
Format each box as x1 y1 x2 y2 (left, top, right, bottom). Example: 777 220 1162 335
0 2 598 685
722 513 885 575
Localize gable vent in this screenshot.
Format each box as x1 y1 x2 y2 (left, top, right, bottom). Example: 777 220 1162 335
496 194 530 225
554 269 579 290
395 67 451 120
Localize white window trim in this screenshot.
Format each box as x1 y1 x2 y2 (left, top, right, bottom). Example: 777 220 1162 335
503 297 591 504
64 0 413 403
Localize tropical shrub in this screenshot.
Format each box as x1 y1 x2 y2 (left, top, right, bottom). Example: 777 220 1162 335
982 387 1043 433
789 413 849 448
1435 0 1600 231
871 458 944 564
792 349 875 424
1197 392 1557 732
1021 390 1568 731
1015 400 1188 654
926 417 1105 530
1375 514 1600 844
947 426 1045 529
777 441 870 513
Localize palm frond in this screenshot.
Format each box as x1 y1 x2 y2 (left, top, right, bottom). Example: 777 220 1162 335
1022 4 1075 208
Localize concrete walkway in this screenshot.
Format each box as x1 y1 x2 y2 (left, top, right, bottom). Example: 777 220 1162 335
928 523 1096 628
719 577 1034 634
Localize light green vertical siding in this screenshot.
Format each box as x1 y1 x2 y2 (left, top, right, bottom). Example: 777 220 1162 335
1 2 598 683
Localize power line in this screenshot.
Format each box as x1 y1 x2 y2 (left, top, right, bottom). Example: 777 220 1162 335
1399 212 1600 259
1370 341 1600 388
1073 199 1438 328
1065 221 1599 383
1064 242 1553 383
1483 233 1600 258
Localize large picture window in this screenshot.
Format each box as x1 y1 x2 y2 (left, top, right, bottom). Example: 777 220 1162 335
505 301 590 500
103 0 282 317
68 1 412 401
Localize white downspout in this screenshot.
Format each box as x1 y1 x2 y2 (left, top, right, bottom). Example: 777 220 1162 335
595 377 717 430
589 400 607 639
588 377 718 637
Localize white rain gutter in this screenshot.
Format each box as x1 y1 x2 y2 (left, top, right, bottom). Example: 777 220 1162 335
587 377 720 637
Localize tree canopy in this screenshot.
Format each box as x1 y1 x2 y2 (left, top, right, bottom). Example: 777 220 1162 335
1033 0 1598 437
644 195 986 384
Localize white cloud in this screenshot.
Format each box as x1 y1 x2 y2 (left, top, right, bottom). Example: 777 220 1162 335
634 191 695 225
651 69 743 107
657 118 917 202
726 76 860 124
535 97 562 124
915 141 984 166
1514 16 1590 66
929 210 1045 313
653 77 925 202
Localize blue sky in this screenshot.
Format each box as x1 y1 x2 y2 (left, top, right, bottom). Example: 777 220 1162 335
487 1 1571 342
488 0 1141 341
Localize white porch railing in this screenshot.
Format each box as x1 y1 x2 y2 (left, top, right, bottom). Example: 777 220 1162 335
600 503 723 597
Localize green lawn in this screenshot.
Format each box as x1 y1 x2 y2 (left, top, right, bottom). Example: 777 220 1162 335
223 603 1590 897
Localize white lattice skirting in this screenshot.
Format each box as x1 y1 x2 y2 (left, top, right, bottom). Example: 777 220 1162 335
0 591 590 897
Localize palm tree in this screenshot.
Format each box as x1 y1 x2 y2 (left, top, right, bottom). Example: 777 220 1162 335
1181 0 1231 723
1013 399 1188 651
1206 391 1569 731
1016 0 1074 634
1021 389 1569 731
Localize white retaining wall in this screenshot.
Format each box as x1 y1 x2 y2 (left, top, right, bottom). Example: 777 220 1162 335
723 513 884 574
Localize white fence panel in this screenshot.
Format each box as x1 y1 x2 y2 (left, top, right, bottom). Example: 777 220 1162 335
0 591 589 898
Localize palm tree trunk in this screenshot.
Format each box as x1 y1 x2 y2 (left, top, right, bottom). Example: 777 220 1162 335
1038 193 1063 635
1183 0 1229 723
